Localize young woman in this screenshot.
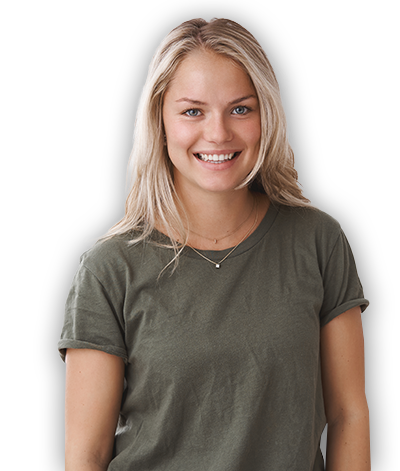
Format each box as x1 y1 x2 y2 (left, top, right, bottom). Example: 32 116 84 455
59 18 370 471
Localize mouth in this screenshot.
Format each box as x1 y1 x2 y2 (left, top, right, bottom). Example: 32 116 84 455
194 152 241 164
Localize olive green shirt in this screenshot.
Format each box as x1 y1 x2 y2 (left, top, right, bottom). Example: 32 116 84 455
59 204 368 471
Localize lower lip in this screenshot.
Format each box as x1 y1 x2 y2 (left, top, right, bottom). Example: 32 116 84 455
193 152 240 170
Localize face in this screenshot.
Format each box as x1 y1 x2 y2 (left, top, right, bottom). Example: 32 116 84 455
162 50 261 198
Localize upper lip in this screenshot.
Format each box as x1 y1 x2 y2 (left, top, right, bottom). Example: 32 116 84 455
194 150 241 155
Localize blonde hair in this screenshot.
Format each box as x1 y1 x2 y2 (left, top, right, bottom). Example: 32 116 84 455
106 18 310 251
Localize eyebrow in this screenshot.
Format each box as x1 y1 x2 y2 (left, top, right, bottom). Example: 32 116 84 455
175 94 257 106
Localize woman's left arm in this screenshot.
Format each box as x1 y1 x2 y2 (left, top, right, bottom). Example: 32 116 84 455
321 306 371 471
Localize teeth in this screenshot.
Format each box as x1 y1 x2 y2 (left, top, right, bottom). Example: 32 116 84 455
197 153 235 163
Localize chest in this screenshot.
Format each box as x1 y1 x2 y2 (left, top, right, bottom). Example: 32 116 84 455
122 241 324 388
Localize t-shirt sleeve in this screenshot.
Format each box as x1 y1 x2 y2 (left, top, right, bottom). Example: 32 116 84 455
58 261 128 363
319 229 369 327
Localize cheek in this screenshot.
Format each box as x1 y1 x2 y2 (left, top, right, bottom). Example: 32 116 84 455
167 122 199 151
171 125 196 150
242 120 261 148
252 115 262 144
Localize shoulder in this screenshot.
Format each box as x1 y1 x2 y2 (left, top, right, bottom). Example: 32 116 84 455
276 204 342 237
269 205 361 287
79 233 139 277
273 204 346 260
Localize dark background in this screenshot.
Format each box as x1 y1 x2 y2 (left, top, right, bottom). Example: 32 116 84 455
50 4 377 468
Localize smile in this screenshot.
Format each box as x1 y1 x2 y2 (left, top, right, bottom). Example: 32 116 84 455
195 152 240 163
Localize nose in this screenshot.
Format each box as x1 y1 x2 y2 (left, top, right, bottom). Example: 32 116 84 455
204 113 233 145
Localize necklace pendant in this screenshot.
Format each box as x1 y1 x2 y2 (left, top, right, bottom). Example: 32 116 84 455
214 239 217 244
215 263 220 269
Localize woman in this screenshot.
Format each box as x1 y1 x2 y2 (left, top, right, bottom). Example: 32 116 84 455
59 18 370 471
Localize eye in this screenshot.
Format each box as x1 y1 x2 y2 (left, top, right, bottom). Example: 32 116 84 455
232 105 250 115
184 109 201 117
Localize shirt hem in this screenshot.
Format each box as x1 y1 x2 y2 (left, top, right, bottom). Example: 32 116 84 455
320 298 369 327
58 339 128 363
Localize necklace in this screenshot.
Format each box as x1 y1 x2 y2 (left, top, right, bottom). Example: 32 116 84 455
187 196 256 244
189 198 259 269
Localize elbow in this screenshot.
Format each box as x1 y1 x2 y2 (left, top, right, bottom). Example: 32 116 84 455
326 400 369 428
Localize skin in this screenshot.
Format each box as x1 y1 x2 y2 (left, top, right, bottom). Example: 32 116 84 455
65 349 124 471
162 49 269 250
64 50 370 470
321 306 370 470
163 50 261 197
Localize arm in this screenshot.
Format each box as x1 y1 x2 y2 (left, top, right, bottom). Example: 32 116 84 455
65 348 125 471
321 306 370 471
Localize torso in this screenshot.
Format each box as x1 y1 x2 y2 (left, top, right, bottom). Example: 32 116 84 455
60 204 367 470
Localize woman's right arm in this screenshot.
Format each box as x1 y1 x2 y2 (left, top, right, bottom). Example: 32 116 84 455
65 348 125 471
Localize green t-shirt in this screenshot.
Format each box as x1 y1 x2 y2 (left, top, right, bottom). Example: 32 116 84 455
59 204 368 471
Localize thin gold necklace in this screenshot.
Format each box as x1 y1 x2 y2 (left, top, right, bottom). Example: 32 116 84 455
189 199 259 269
187 196 256 244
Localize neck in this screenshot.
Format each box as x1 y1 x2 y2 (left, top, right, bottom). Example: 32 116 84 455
174 186 263 250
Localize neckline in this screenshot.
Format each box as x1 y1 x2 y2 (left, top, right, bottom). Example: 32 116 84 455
182 202 279 261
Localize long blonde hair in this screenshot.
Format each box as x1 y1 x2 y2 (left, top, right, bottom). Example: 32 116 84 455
106 18 309 251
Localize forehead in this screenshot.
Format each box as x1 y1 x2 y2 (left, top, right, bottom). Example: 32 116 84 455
165 50 256 101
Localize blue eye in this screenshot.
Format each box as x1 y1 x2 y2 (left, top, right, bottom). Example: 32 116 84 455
232 106 249 115
185 109 201 117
